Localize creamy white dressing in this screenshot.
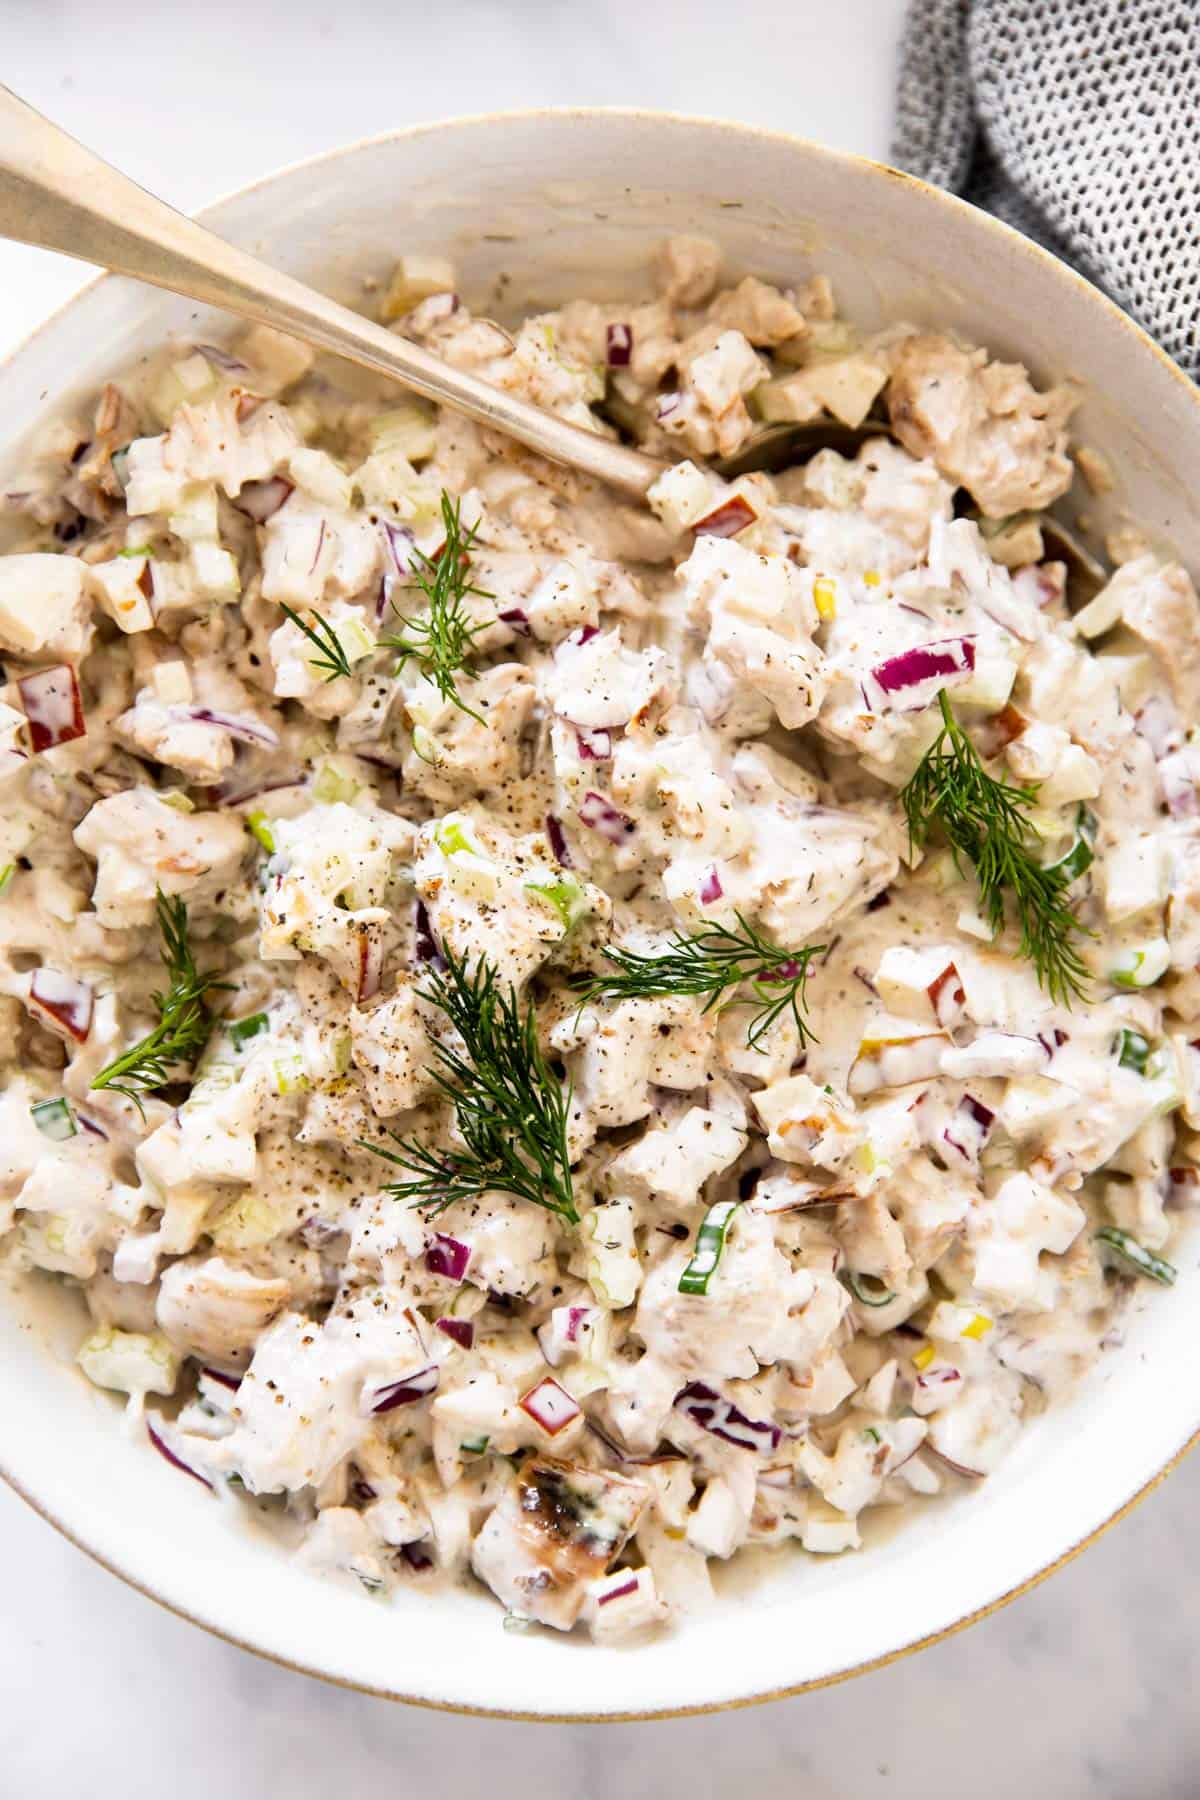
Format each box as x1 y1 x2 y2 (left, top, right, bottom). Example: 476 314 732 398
0 238 1197 1641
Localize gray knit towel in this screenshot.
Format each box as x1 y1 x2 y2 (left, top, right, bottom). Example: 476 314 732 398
892 0 1200 379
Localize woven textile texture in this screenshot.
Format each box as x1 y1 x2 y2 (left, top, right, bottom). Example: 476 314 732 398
893 0 1200 379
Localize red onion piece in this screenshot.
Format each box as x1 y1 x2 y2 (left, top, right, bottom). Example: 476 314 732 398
195 342 250 374
76 1112 109 1140
29 967 93 1042
545 814 572 869
413 899 444 967
205 770 299 809
573 726 613 761
147 1421 212 1489
870 637 975 707
574 625 600 646
699 866 723 905
597 1574 640 1605
425 1232 472 1282
928 961 966 1029
435 1317 475 1350
693 494 757 539
18 665 85 753
181 707 279 749
499 607 531 636
537 1304 599 1367
200 1366 242 1391
866 889 892 912
578 790 635 844
518 1374 581 1436
674 1381 781 1453
356 926 384 1003
381 521 416 577
606 323 633 368
233 476 293 523
299 1216 342 1247
942 1093 995 1166
368 1365 440 1414
924 1443 986 1480
655 392 684 423
400 1540 435 1571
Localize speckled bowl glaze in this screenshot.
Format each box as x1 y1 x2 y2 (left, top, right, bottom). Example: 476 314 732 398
2 110 1199 1720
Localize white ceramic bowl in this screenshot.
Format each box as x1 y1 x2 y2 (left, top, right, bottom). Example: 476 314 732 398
3 110 1199 1721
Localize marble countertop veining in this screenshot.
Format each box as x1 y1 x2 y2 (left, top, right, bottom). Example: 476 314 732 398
1 4 1197 1795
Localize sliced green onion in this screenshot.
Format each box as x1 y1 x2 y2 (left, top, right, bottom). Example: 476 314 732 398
229 1011 270 1049
30 1097 76 1141
246 810 276 853
272 1054 308 1097
1115 1028 1151 1075
460 1435 490 1456
862 1426 882 1444
0 863 14 899
117 543 153 559
1047 805 1098 884
434 815 479 858
524 874 590 931
1096 1227 1176 1285
1111 939 1170 990
841 1270 896 1308
678 1199 740 1296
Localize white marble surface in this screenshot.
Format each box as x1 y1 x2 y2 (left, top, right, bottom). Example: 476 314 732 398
1 3 1197 1794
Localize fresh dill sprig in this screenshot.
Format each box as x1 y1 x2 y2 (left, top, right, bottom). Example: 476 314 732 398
279 602 353 683
91 890 230 1114
901 690 1091 1004
381 492 488 723
579 914 825 1051
360 946 577 1224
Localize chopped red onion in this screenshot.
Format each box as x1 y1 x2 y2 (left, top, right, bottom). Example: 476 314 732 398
233 476 293 523
181 707 279 749
206 770 299 808
537 1304 599 1367
195 342 250 374
381 521 416 580
924 1443 985 1480
868 637 976 710
597 1573 640 1605
299 1216 342 1247
1135 692 1182 757
147 1420 212 1489
18 665 85 752
578 790 635 843
605 323 633 368
675 1381 781 1453
356 926 384 1003
367 1365 440 1414
942 1093 995 1166
413 899 444 966
928 961 966 1029
574 726 613 761
200 1366 242 1391
435 1317 475 1350
307 518 328 576
425 1232 472 1282
76 1112 109 1140
1158 749 1199 818
518 1374 582 1436
499 607 531 636
574 625 600 646
699 866 724 905
29 967 93 1042
866 889 892 912
913 1366 963 1414
400 1540 435 1571
693 494 758 539
655 392 684 423
545 814 572 868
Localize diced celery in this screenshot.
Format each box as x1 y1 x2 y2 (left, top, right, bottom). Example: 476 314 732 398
329 611 376 669
0 863 14 898
433 814 481 859
158 789 196 814
524 874 590 931
272 1054 308 1097
367 402 438 463
313 760 362 805
77 1327 179 1396
211 1191 282 1251
246 810 276 853
30 1097 76 1141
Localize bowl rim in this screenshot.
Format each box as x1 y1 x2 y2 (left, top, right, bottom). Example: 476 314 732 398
2 103 1198 1722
